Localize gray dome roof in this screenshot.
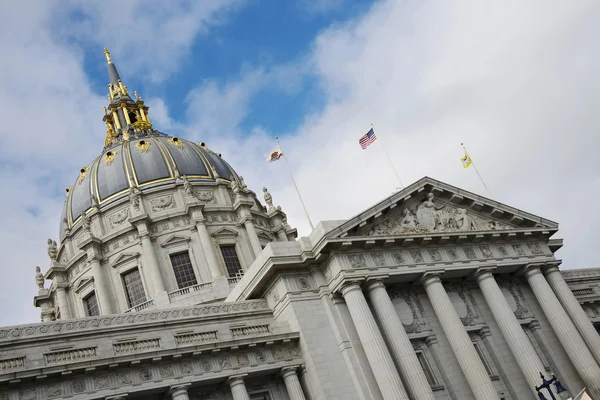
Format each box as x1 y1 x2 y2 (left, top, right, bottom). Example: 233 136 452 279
60 132 238 238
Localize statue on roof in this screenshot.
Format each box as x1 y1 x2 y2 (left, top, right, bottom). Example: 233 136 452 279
35 266 45 290
47 239 58 261
263 187 274 210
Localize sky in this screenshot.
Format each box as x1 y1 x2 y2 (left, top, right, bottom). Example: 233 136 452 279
0 0 599 326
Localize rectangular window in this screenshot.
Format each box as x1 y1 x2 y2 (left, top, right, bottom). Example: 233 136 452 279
122 269 147 307
83 291 100 317
473 342 494 376
416 350 437 386
220 245 243 277
170 252 198 289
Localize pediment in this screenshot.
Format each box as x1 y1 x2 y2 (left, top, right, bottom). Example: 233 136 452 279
328 177 558 239
74 277 94 293
160 234 191 248
211 227 239 238
111 252 141 267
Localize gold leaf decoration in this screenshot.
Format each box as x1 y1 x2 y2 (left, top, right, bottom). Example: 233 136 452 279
168 137 184 149
134 140 152 153
77 167 89 184
103 150 118 166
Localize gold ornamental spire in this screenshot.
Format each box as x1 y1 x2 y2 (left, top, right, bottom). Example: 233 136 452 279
103 48 112 64
101 47 153 149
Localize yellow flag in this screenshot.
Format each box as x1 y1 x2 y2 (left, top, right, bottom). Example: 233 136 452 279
461 151 472 168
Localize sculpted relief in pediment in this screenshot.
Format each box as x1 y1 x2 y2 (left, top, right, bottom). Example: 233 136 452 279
366 193 511 236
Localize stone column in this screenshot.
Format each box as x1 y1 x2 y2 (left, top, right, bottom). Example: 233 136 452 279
89 258 115 314
340 282 410 399
139 233 165 294
242 216 263 257
419 273 499 399
524 265 600 398
228 374 251 400
169 384 191 400
475 270 547 395
543 265 600 364
55 287 72 320
366 280 436 400
282 366 307 400
194 218 223 279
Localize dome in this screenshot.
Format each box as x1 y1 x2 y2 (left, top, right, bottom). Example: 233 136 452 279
60 133 239 238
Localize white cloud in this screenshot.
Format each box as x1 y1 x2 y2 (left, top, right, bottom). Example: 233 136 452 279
56 0 247 82
181 0 600 273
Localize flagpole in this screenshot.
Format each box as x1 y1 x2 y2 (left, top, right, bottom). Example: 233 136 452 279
372 123 404 190
276 136 314 230
461 143 493 199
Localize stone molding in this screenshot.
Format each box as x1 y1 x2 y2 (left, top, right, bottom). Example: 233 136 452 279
562 267 600 281
0 342 302 400
0 301 269 343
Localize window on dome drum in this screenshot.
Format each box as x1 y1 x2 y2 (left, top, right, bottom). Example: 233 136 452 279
122 269 147 308
169 252 198 289
128 111 138 124
83 291 100 317
415 350 437 386
220 245 243 277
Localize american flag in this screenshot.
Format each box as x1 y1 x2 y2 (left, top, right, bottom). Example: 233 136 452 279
359 128 377 149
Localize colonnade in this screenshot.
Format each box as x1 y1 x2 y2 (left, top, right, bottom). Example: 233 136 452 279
338 264 600 399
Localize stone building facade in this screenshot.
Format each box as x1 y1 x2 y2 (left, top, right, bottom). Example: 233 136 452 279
0 50 598 400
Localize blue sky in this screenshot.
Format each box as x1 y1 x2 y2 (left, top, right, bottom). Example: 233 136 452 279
1 0 600 325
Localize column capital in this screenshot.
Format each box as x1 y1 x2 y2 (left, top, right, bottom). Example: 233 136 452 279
471 266 496 282
281 365 300 379
365 277 389 292
339 280 363 296
541 262 562 275
228 373 248 387
415 270 445 287
521 263 544 279
169 383 191 397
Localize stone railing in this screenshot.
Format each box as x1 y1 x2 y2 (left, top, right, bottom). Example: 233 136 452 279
44 347 97 364
175 330 219 346
0 357 25 371
114 338 161 354
0 300 269 343
168 281 214 301
231 324 270 339
228 277 241 287
572 288 595 297
124 299 155 313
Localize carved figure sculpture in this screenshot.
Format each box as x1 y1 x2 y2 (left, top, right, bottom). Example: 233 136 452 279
129 188 141 211
263 187 274 210
239 176 247 189
82 214 91 232
456 208 475 231
35 266 45 289
400 209 417 230
182 175 195 198
47 239 58 260
416 193 444 230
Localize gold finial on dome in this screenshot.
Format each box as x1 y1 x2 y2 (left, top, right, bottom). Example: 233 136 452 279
103 48 112 64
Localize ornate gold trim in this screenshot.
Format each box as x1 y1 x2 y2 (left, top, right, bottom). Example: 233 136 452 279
103 150 118 166
77 167 89 184
168 137 184 149
134 139 151 153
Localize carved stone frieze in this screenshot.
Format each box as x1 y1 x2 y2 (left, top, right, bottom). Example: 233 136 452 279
365 193 511 236
389 286 428 333
561 268 600 279
107 208 129 229
444 282 481 326
149 195 175 212
0 301 268 342
348 254 366 268
372 252 385 266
